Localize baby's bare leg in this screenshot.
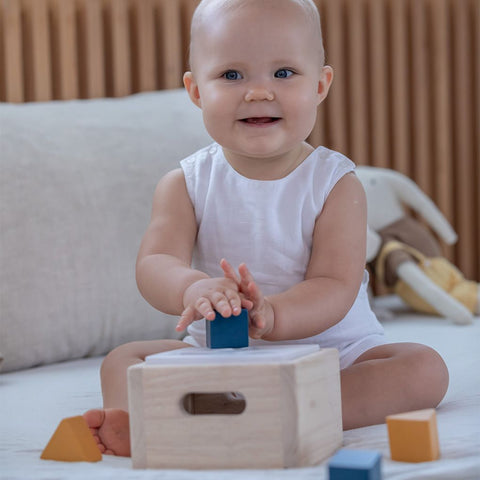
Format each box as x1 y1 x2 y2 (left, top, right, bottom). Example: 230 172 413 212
100 339 191 409
84 339 191 456
340 342 449 430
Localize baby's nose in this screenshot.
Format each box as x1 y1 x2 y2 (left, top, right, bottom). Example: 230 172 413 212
244 86 275 102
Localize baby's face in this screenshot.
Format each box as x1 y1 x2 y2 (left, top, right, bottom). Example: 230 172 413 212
185 0 331 163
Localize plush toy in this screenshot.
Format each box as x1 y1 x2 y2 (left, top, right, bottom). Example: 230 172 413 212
356 166 479 325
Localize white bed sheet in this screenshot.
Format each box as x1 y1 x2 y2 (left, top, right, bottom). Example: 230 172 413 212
2 300 479 480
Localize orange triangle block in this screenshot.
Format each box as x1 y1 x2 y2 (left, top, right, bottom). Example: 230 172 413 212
41 415 102 462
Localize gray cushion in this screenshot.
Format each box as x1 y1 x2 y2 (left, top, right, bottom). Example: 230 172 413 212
0 89 212 372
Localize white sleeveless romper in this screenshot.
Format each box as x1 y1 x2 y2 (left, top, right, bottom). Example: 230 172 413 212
180 143 385 368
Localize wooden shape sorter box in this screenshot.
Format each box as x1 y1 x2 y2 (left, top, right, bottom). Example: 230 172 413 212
127 345 343 469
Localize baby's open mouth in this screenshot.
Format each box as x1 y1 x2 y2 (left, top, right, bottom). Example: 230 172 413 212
241 117 280 125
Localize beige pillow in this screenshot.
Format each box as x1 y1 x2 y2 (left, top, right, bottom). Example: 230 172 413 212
0 90 212 372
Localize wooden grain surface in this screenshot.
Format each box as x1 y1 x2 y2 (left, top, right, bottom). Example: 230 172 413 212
127 349 342 469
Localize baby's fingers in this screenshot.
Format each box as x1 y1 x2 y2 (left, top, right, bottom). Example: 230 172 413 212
240 297 254 311
176 306 196 332
220 258 240 284
241 271 263 309
250 313 266 331
221 289 243 316
238 263 256 294
176 300 215 332
248 317 267 339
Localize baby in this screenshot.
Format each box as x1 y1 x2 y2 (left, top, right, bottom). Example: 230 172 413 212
84 0 449 456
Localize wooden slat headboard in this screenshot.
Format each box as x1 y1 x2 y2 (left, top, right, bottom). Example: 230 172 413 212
1 0 478 282
0 0 196 101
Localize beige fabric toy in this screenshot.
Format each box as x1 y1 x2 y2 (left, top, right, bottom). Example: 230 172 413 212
357 166 479 325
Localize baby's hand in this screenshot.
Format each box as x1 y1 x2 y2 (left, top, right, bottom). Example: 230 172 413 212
221 259 274 340
176 277 251 332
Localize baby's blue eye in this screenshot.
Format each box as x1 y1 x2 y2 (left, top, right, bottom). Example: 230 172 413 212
274 69 294 79
223 70 242 80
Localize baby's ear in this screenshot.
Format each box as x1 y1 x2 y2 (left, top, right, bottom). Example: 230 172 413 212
317 65 333 104
183 72 202 108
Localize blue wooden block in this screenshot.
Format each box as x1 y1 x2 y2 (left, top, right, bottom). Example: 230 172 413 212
206 308 249 349
328 449 382 480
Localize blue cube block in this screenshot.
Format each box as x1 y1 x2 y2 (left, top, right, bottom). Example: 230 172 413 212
328 449 382 480
206 308 249 349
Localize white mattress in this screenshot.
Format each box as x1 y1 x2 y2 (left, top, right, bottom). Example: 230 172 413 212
2 298 479 480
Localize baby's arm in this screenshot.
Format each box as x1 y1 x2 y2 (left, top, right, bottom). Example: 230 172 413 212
256 173 367 341
135 169 246 328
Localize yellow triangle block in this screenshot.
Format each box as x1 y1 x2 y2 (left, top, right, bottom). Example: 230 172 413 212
41 415 102 462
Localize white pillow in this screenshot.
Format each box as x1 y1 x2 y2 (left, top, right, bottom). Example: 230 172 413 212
0 89 212 372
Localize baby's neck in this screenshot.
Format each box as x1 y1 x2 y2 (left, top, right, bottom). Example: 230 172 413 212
222 143 314 181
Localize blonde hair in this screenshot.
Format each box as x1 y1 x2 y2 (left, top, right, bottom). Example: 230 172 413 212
189 0 325 69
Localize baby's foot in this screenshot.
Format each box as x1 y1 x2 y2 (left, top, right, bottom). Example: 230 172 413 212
83 409 130 456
